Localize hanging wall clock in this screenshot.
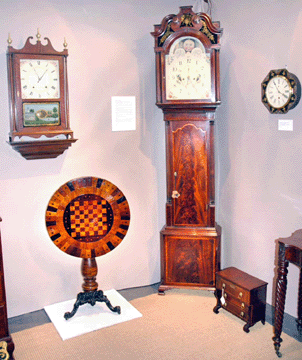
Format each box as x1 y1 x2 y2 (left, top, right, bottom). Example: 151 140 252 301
151 6 223 294
6 30 77 159
261 68 301 114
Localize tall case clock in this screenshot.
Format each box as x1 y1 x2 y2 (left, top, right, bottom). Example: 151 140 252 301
151 6 223 294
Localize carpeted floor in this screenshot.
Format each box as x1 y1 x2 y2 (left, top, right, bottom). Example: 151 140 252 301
11 289 302 359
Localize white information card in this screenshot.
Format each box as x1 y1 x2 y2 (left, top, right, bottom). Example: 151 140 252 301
278 119 293 131
112 96 136 131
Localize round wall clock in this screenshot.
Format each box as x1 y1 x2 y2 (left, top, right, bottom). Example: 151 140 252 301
261 68 301 114
45 176 130 259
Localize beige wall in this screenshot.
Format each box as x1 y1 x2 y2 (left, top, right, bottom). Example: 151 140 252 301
0 0 301 319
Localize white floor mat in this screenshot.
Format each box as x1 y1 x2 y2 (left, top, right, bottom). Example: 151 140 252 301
44 289 142 340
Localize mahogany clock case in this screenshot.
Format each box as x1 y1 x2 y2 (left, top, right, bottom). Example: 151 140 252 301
6 33 76 159
152 6 223 292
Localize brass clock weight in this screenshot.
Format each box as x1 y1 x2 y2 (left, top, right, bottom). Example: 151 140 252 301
46 177 130 319
151 6 223 294
6 30 77 159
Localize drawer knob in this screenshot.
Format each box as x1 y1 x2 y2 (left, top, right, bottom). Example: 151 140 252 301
224 302 227 307
240 311 245 318
241 302 245 309
222 283 226 289
224 293 227 299
238 292 243 299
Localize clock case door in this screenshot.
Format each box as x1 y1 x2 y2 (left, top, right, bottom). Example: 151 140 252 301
152 6 223 292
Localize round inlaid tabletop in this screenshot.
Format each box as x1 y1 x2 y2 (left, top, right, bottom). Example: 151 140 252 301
45 177 130 258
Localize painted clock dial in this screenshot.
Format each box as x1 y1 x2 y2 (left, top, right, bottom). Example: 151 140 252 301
45 177 130 258
265 75 292 109
165 36 211 100
20 59 60 99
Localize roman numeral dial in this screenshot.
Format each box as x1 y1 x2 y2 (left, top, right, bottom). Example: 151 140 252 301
265 75 292 109
20 59 60 99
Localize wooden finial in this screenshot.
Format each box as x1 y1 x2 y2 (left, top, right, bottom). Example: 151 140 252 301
63 37 68 49
36 28 41 42
7 33 12 46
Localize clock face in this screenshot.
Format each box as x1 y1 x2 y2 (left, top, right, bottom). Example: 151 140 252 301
265 75 293 109
20 59 60 99
165 36 211 100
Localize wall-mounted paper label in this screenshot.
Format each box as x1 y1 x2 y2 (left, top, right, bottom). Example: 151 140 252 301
112 96 136 131
278 119 293 131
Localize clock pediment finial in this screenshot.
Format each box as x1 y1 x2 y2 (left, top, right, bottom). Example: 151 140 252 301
7 32 68 56
36 28 41 42
7 33 12 46
152 6 222 48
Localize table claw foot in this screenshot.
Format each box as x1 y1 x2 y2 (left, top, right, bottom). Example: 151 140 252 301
243 323 250 333
213 304 221 314
64 290 121 320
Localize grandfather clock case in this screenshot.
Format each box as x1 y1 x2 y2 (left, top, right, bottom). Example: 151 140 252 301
151 6 223 294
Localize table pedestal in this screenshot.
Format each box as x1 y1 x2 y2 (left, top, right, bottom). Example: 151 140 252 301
64 258 121 320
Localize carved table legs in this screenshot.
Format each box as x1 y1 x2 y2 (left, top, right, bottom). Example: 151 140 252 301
273 243 289 358
64 290 121 320
64 258 121 320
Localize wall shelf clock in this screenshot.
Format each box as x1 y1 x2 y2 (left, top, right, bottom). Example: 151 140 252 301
151 6 223 294
261 68 301 114
45 176 130 319
6 30 77 160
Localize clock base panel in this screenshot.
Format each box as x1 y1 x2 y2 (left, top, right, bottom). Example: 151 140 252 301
159 225 221 294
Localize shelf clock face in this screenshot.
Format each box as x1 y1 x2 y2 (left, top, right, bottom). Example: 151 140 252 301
265 75 293 109
165 36 211 100
45 177 130 259
20 59 60 99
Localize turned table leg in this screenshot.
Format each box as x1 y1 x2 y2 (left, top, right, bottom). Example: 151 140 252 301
297 268 302 329
273 243 289 358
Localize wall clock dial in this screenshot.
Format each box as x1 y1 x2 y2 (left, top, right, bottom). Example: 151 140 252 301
20 59 60 99
261 69 301 114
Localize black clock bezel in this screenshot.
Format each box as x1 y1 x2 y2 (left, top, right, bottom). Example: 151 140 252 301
261 68 301 114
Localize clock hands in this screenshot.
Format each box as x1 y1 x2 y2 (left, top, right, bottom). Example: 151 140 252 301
37 68 48 83
32 66 40 80
271 79 289 100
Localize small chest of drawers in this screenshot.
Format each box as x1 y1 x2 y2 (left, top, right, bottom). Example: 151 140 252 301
213 267 267 333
